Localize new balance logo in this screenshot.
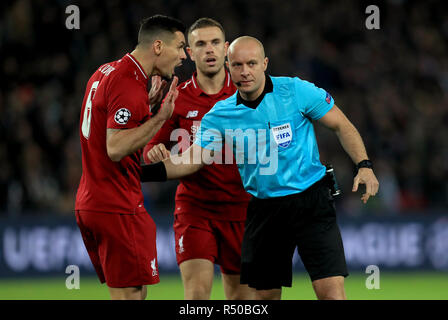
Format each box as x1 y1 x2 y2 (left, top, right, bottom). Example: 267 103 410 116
186 110 198 118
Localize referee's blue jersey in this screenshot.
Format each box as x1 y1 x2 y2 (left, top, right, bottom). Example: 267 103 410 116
194 76 334 199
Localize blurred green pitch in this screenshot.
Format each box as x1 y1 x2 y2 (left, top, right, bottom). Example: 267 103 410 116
0 272 447 300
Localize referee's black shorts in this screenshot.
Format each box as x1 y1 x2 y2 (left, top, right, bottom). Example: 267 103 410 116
240 178 349 290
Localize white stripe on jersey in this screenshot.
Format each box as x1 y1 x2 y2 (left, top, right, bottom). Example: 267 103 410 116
126 54 147 79
181 80 192 89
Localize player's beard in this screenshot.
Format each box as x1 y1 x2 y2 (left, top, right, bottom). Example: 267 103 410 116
151 65 173 81
199 63 224 79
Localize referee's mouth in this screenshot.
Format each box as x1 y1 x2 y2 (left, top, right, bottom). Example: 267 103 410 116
239 80 253 86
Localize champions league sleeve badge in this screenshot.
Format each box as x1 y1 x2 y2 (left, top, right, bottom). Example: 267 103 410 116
271 123 293 148
114 108 132 125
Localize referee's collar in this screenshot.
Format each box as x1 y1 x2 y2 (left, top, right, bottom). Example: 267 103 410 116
236 75 273 109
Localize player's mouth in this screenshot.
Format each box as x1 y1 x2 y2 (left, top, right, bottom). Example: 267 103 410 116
205 57 217 66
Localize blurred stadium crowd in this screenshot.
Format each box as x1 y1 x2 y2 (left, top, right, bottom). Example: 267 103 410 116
1 0 447 216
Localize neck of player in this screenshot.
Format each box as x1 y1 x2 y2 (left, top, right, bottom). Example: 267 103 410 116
130 48 153 77
196 67 226 95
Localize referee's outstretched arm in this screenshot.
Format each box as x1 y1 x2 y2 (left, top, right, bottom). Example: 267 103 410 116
318 104 379 204
141 143 211 182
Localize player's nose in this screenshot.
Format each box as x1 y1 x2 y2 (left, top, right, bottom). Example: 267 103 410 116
205 42 214 53
179 49 187 60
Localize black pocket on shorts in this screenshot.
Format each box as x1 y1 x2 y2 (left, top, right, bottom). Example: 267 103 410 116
316 186 336 218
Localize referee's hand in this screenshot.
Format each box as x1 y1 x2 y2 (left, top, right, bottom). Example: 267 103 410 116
146 143 171 163
352 168 379 204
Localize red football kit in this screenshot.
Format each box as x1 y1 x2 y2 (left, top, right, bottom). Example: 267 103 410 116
75 53 159 287
143 71 251 274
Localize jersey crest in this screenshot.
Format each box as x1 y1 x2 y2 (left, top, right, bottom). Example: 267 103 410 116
271 123 293 148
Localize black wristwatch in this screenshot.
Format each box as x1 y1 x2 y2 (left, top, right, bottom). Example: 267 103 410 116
354 159 373 175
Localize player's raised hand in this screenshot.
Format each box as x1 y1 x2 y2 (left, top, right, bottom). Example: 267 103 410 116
157 76 179 121
148 75 168 107
147 143 171 163
352 168 379 204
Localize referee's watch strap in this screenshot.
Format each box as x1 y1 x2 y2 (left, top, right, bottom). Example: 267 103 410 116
354 159 373 176
141 161 167 182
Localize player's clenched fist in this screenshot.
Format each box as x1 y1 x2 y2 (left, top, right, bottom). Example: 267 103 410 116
156 76 179 121
146 143 171 163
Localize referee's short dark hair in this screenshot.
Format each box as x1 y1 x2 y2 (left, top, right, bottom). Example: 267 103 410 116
187 17 225 43
138 15 186 46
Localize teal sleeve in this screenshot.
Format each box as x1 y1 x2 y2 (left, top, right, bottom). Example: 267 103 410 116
295 78 334 120
193 112 224 151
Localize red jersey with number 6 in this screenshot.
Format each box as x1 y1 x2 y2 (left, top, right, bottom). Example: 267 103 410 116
75 53 151 214
143 71 251 221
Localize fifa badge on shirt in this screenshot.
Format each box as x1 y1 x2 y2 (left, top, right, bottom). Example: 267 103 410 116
271 123 293 148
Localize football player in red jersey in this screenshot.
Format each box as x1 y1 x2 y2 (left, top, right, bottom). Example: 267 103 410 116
75 15 186 300
143 18 255 300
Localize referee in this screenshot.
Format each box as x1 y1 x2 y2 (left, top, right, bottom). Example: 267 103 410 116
141 36 379 300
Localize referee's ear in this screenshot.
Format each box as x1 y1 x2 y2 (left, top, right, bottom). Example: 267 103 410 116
263 57 269 71
186 46 193 61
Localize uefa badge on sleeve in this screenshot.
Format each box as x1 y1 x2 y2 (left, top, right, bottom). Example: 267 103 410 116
114 108 131 125
325 91 332 104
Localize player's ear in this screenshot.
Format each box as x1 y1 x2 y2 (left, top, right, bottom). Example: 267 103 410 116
224 41 229 57
153 40 163 56
186 46 194 61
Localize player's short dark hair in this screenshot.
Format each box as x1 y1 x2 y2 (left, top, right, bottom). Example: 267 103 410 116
187 17 225 43
138 15 186 46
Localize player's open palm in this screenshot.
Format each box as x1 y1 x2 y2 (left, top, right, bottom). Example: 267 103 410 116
147 143 171 163
157 76 179 121
352 168 379 204
148 75 168 107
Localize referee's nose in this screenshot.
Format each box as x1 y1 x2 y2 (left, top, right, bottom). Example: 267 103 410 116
241 64 250 77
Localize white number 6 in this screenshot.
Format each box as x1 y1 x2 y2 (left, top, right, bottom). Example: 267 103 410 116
81 81 99 139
